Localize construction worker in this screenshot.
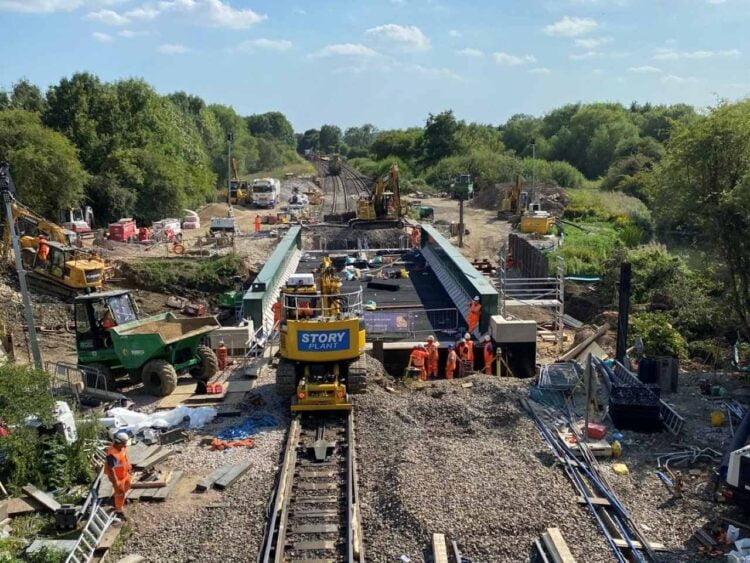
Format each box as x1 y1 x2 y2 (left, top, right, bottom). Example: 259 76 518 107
482 334 495 375
37 236 49 263
458 332 474 377
254 214 262 233
101 309 116 330
411 227 420 249
467 296 482 336
297 299 313 319
272 299 281 326
408 344 428 381
425 335 439 379
104 431 132 520
445 344 458 380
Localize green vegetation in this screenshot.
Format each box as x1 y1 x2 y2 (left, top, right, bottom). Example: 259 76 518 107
124 254 244 294
0 75 305 225
630 312 688 359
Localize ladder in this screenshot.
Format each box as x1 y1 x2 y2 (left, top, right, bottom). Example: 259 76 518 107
65 501 117 563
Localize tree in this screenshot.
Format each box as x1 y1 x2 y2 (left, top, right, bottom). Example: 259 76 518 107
85 174 136 225
457 122 506 154
420 110 459 166
0 110 86 218
297 129 320 153
501 114 543 156
9 79 46 114
370 129 421 162
653 100 750 336
319 124 342 153
207 103 258 181
344 124 379 152
246 112 295 146
167 91 206 116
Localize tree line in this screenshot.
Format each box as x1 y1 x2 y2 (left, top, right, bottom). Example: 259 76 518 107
0 75 300 224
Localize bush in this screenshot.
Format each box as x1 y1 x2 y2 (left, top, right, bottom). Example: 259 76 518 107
630 312 688 359
124 254 244 294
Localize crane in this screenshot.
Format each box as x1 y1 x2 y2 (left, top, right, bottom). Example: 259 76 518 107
351 163 404 229
2 200 78 256
228 158 248 205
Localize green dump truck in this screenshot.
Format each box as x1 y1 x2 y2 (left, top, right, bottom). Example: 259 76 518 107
74 290 220 396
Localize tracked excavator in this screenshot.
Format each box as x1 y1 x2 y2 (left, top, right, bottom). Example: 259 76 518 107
351 163 404 229
228 157 248 205
276 255 367 411
2 199 107 298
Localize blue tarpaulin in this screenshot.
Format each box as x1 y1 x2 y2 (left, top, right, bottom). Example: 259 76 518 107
217 415 277 440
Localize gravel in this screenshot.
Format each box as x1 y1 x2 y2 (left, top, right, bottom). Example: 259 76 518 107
114 365 290 562
355 375 613 562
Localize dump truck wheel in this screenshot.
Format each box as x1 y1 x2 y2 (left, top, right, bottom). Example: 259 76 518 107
192 345 218 382
276 359 297 396
82 363 117 392
141 360 178 396
347 358 368 395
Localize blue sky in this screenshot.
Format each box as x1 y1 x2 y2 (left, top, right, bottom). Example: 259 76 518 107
0 0 748 131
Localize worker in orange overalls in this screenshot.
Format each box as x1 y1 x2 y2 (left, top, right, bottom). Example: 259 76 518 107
408 344 428 381
101 310 116 329
37 236 49 263
411 227 420 249
254 214 262 233
298 300 313 319
482 334 495 375
467 296 482 336
458 332 474 377
272 299 281 326
104 431 132 520
425 335 439 379
445 344 457 380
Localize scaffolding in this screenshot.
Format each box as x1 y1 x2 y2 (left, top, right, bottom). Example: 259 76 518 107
498 252 565 351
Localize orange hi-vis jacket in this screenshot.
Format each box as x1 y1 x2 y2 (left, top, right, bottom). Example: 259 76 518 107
446 349 458 370
104 444 131 485
426 342 438 365
410 348 427 367
459 340 474 363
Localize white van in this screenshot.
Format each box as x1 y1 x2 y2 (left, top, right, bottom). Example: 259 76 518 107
251 178 280 209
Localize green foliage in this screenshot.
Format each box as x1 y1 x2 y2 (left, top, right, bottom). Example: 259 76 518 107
553 221 622 276
566 189 650 223
0 110 87 218
456 122 505 154
343 124 379 152
297 128 320 153
630 312 688 359
419 110 460 166
246 112 295 146
653 99 750 337
521 158 585 189
125 255 243 294
370 129 421 162
319 124 342 153
7 80 47 114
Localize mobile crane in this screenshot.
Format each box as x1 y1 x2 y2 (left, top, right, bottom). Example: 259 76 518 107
352 163 404 229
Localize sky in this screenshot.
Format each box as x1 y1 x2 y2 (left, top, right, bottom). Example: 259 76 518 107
0 0 748 132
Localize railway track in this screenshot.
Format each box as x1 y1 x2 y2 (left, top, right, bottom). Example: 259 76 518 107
259 412 364 563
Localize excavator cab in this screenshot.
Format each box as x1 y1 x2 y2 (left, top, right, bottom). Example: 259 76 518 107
352 163 404 229
22 241 106 297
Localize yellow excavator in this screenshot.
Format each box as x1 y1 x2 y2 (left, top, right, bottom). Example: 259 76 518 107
2 200 107 298
228 158 248 205
276 256 367 411
352 163 404 229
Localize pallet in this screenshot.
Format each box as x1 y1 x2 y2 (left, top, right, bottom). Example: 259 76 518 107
541 527 577 563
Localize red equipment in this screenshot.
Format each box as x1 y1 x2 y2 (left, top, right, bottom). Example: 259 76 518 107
138 227 151 242
216 342 228 371
108 218 137 242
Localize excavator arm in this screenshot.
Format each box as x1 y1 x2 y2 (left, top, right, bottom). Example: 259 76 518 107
2 201 76 256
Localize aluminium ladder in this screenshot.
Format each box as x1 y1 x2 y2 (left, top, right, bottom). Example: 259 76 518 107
64 500 117 563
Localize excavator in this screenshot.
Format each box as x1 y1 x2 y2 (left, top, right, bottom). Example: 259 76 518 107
228 158 248 205
498 175 528 218
498 175 555 234
351 163 404 229
276 255 367 411
2 200 107 298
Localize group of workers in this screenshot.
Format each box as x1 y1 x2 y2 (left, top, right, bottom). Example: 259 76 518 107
407 296 496 380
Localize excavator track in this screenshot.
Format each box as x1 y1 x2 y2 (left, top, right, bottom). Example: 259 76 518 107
25 272 85 301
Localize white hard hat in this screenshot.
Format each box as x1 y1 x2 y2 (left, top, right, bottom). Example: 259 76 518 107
473 296 480 301
113 431 129 444
464 332 471 340
427 335 435 341
483 334 491 342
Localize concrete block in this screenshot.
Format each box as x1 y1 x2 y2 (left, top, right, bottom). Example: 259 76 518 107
490 315 536 343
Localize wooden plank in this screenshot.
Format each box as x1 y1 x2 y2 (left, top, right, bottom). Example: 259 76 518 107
196 465 234 492
21 485 60 512
542 528 577 563
227 379 254 393
185 386 229 403
128 487 145 501
576 496 611 506
129 445 162 467
223 392 248 405
432 533 449 563
134 449 174 471
612 539 668 552
214 461 252 490
153 470 182 501
4 497 44 516
94 524 121 552
131 470 172 489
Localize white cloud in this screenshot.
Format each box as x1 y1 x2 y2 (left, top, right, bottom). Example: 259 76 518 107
528 67 551 75
311 43 379 58
448 29 461 37
118 29 148 37
628 65 661 73
365 23 430 51
85 8 130 25
570 51 599 60
201 0 265 29
236 38 292 53
158 43 191 54
708 0 728 4
410 64 463 81
457 47 483 57
92 31 114 42
0 0 82 12
654 47 740 60
661 74 696 84
493 51 536 66
544 16 597 37
124 5 160 20
107 0 265 28
574 36 611 49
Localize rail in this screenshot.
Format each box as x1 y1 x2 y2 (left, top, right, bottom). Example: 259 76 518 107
258 412 363 563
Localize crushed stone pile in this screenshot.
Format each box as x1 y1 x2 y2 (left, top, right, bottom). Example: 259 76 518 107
471 183 569 216
355 376 612 562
